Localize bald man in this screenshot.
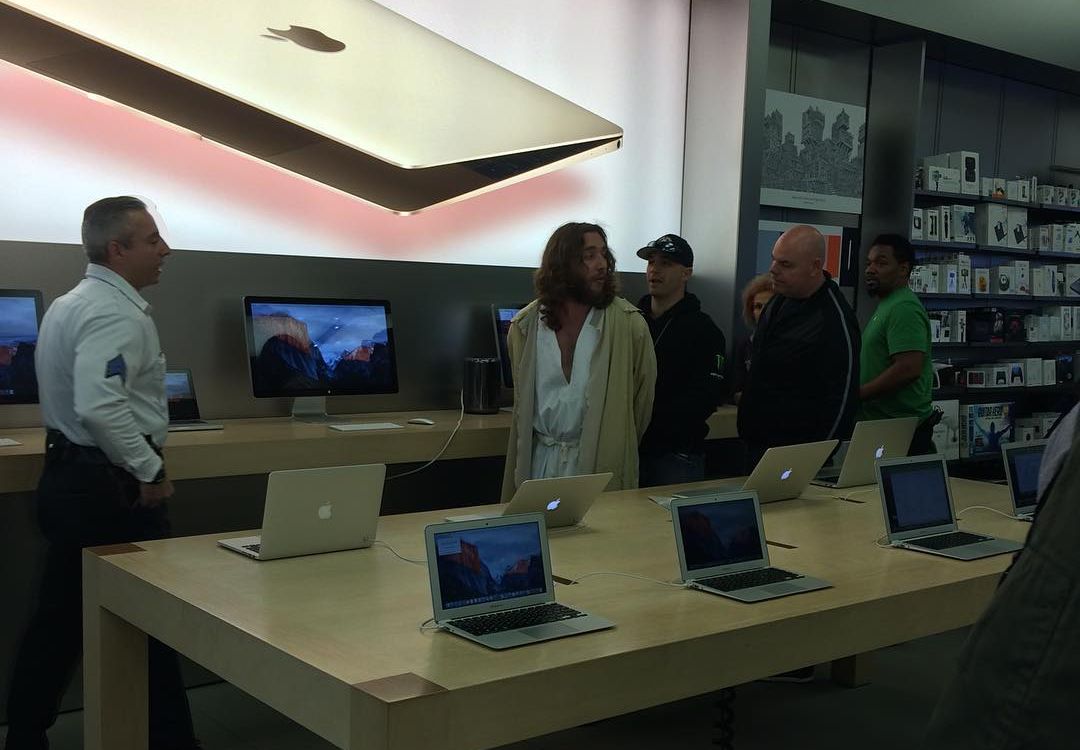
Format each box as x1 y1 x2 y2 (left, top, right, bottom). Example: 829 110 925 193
737 225 860 469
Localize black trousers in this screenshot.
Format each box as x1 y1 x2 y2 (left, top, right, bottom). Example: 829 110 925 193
907 417 938 456
5 442 195 750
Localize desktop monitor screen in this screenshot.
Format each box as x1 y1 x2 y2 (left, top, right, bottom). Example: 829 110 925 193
244 296 398 398
165 370 200 421
491 304 525 389
0 289 44 405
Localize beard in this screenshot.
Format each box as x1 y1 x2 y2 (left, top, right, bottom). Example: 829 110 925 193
568 273 616 308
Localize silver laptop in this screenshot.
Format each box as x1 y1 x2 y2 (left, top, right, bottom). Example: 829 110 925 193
165 369 222 432
812 417 918 488
445 472 612 528
670 491 830 603
671 440 838 505
218 463 385 560
424 513 614 649
876 455 1023 560
1002 440 1047 521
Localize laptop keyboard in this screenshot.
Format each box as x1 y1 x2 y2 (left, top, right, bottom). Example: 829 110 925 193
450 602 585 636
913 531 990 550
243 543 261 554
698 567 802 592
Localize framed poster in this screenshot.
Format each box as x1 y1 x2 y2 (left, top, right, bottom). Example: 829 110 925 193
760 90 866 214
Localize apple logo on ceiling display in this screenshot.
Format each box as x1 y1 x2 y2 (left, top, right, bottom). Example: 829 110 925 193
317 502 333 520
263 25 346 53
780 469 793 481
546 499 561 512
875 445 886 459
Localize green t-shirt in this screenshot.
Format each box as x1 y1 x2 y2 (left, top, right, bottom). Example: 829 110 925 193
859 286 932 422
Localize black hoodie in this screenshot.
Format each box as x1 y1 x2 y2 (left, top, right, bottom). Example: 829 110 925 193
637 293 727 456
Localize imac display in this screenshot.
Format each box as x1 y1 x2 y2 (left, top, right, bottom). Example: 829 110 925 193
244 297 398 408
491 303 525 389
0 290 44 405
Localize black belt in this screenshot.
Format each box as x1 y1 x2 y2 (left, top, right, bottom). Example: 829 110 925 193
44 429 161 466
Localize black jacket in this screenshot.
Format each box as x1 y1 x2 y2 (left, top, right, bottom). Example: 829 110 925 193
637 293 727 456
737 275 860 450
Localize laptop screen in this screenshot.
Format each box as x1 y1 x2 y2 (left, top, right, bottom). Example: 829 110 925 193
675 497 764 571
879 460 953 534
433 520 548 610
165 370 199 421
1006 444 1045 509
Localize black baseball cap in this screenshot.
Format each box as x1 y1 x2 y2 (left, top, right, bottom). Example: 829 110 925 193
636 234 693 266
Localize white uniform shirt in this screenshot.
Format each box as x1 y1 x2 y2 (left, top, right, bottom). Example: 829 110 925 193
36 264 167 483
531 309 600 479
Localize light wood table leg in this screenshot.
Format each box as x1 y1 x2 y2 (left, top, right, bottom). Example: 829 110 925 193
84 551 148 750
831 653 872 688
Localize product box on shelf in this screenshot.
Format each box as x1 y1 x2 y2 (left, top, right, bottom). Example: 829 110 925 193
1035 225 1053 252
926 210 941 241
1070 188 1080 208
911 208 924 240
974 267 991 295
969 308 1004 343
951 205 976 243
958 254 971 294
1004 311 1026 341
1013 260 1030 295
931 399 960 461
1044 360 1057 385
976 203 1009 247
1024 357 1044 387
1067 225 1080 253
960 401 1014 458
1037 185 1056 204
1033 266 1050 297
1067 265 1080 297
1052 224 1066 252
992 266 1017 295
1007 179 1032 204
955 309 967 342
1057 354 1075 383
1008 207 1029 250
1039 316 1053 341
1025 314 1040 342
943 263 959 294
1056 186 1070 205
924 163 962 193
940 206 953 243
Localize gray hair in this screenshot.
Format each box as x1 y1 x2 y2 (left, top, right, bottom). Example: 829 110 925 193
81 196 147 263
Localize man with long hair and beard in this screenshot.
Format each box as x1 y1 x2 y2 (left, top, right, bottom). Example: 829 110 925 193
500 222 656 499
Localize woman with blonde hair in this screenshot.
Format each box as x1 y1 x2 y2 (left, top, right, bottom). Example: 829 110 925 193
731 273 774 404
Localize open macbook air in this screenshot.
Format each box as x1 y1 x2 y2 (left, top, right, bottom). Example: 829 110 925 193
875 455 1023 560
445 472 612 528
165 369 223 432
1002 440 1047 521
218 463 385 560
670 491 830 603
424 513 614 649
812 417 918 488
666 440 838 506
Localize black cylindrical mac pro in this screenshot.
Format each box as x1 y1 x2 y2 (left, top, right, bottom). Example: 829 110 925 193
463 357 500 414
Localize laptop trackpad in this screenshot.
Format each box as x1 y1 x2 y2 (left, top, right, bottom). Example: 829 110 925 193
762 582 803 595
521 623 577 639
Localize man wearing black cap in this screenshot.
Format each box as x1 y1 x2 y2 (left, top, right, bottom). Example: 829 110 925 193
636 234 727 486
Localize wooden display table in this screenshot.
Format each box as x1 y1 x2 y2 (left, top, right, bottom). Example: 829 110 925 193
83 477 1024 749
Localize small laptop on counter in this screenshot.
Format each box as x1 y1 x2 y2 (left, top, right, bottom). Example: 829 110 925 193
875 455 1023 560
445 472 611 528
812 417 918 489
165 369 223 432
670 491 830 603
424 513 614 649
1002 440 1047 521
664 439 838 506
218 463 385 561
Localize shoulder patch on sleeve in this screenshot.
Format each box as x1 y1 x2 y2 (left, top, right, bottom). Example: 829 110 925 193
104 354 127 383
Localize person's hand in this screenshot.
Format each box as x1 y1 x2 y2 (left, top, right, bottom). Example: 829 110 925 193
138 478 175 507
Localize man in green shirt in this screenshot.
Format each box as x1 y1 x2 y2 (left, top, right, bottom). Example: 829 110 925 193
860 233 935 454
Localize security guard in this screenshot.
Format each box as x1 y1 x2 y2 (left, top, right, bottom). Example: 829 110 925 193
5 197 198 750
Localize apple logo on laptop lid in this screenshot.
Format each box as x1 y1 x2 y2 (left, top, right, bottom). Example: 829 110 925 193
318 502 333 520
546 499 561 511
875 445 886 459
780 469 792 481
